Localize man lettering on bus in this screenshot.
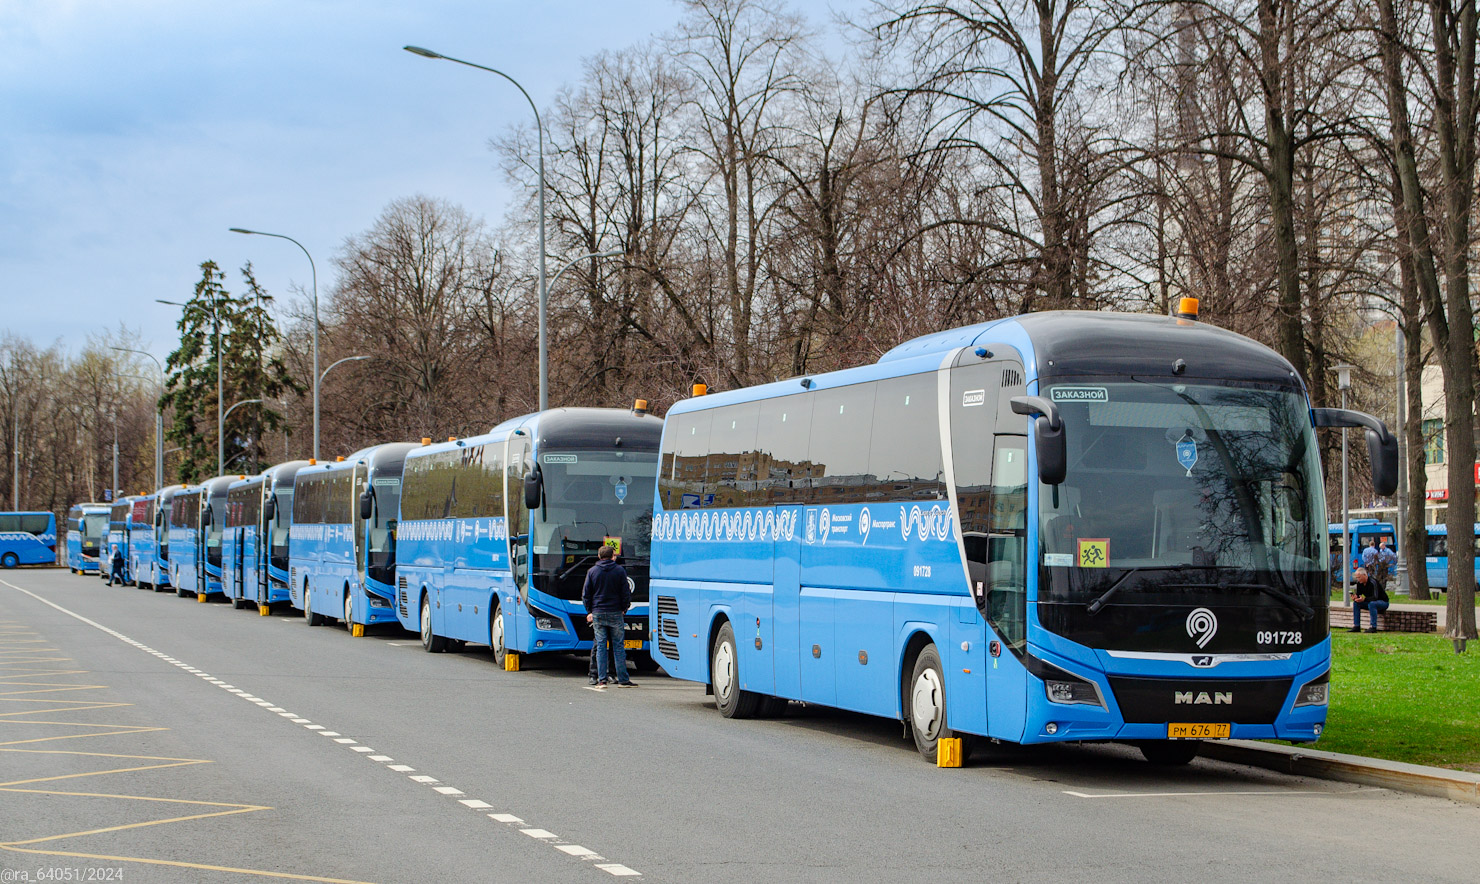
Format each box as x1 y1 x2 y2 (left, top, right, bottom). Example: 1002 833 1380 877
1349 566 1389 633
583 544 636 688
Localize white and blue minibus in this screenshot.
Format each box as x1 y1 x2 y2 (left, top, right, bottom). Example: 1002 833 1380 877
66 503 109 573
396 406 662 665
0 511 57 568
649 307 1398 764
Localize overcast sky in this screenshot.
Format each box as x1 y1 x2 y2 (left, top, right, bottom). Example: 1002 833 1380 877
0 0 856 362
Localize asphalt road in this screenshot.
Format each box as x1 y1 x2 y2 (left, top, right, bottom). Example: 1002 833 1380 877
2 568 1477 884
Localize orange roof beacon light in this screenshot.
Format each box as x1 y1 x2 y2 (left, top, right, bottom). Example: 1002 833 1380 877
336 456 345 462
692 383 708 397
308 458 317 465
421 437 432 445
1176 297 1199 321
633 399 649 416
448 436 457 442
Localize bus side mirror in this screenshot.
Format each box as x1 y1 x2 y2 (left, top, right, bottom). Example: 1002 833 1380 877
524 467 543 511
263 496 276 520
1312 408 1399 496
359 491 373 521
1010 396 1067 485
202 506 213 527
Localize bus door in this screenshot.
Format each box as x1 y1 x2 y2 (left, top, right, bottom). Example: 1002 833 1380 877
948 354 1031 740
352 466 367 588
505 433 532 650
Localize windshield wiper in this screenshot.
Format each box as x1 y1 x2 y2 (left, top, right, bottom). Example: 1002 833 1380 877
555 554 599 582
1086 565 1198 616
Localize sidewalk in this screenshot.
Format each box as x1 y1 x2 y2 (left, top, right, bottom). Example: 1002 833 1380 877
1201 739 1480 805
1330 600 1479 630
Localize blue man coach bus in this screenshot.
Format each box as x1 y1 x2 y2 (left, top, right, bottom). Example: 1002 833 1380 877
128 495 158 587
150 485 186 592
290 456 362 627
199 476 237 599
0 511 57 568
1423 524 1480 592
649 305 1398 765
291 443 417 632
168 486 204 598
222 474 266 610
263 460 310 608
66 503 109 573
396 406 662 665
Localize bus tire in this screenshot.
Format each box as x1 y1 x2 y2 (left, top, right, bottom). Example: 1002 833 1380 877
420 594 448 653
908 644 969 764
757 696 788 718
1136 740 1201 766
489 603 506 666
629 651 659 673
342 587 354 627
711 621 761 719
232 596 249 610
305 583 325 627
1 552 18 569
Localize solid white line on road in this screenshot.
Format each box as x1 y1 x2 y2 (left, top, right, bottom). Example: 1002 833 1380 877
0 576 645 878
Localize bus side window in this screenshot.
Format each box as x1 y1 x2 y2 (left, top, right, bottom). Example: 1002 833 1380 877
984 437 1028 650
868 374 944 502
754 394 814 506
661 413 712 510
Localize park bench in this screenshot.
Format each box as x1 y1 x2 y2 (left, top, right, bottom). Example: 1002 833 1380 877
1328 606 1438 633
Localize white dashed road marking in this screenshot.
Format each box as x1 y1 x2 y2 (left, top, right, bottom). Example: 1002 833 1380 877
2 577 644 878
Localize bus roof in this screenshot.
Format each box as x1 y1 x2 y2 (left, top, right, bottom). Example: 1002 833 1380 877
408 408 663 464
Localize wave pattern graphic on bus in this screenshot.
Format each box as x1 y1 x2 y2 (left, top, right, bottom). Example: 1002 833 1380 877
652 508 800 543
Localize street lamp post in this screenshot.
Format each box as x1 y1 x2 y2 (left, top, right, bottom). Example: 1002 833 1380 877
1335 364 1355 605
320 356 371 388
229 228 320 459
158 298 225 477
112 348 166 490
403 45 550 410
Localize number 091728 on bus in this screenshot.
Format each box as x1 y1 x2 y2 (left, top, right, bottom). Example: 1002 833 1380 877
648 303 1397 765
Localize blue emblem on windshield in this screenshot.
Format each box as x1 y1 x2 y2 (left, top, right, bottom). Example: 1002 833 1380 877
615 483 628 503
1176 433 1198 477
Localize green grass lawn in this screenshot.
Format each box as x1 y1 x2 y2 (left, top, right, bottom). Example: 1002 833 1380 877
1298 632 1480 771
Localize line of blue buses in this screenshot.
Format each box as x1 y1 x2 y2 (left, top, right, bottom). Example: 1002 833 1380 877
65 305 1400 766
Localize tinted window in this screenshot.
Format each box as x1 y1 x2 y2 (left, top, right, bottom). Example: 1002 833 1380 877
807 382 877 505
706 402 759 509
19 514 50 535
0 515 16 532
450 444 504 519
868 374 945 502
661 412 712 509
753 394 815 505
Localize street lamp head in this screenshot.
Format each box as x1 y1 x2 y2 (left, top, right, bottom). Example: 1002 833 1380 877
229 227 258 235
156 299 184 307
1334 363 1355 391
404 45 442 59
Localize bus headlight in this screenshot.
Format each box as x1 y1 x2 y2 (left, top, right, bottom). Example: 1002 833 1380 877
529 605 568 633
1045 678 1105 707
1294 672 1329 707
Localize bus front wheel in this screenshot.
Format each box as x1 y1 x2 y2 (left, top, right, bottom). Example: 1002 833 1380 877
342 588 354 627
420 594 448 653
908 644 970 764
711 621 761 719
1 552 18 569
489 603 506 666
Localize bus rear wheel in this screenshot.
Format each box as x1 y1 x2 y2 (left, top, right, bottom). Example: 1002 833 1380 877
305 584 326 627
420 594 448 653
711 621 761 719
1 552 18 569
1136 740 1201 766
908 644 970 764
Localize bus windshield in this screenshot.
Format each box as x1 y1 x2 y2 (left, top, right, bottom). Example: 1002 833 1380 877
1037 379 1325 619
83 513 108 540
530 450 658 560
366 477 402 585
271 487 293 571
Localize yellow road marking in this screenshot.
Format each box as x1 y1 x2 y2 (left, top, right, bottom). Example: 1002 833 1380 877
0 606 381 883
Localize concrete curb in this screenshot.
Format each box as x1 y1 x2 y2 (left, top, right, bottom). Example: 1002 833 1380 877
1200 739 1480 805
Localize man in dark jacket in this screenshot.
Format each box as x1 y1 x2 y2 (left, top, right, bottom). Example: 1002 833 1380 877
582 544 635 688
1350 566 1389 633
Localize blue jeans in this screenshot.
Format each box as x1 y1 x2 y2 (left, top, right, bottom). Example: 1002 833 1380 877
593 611 631 684
1354 599 1389 629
